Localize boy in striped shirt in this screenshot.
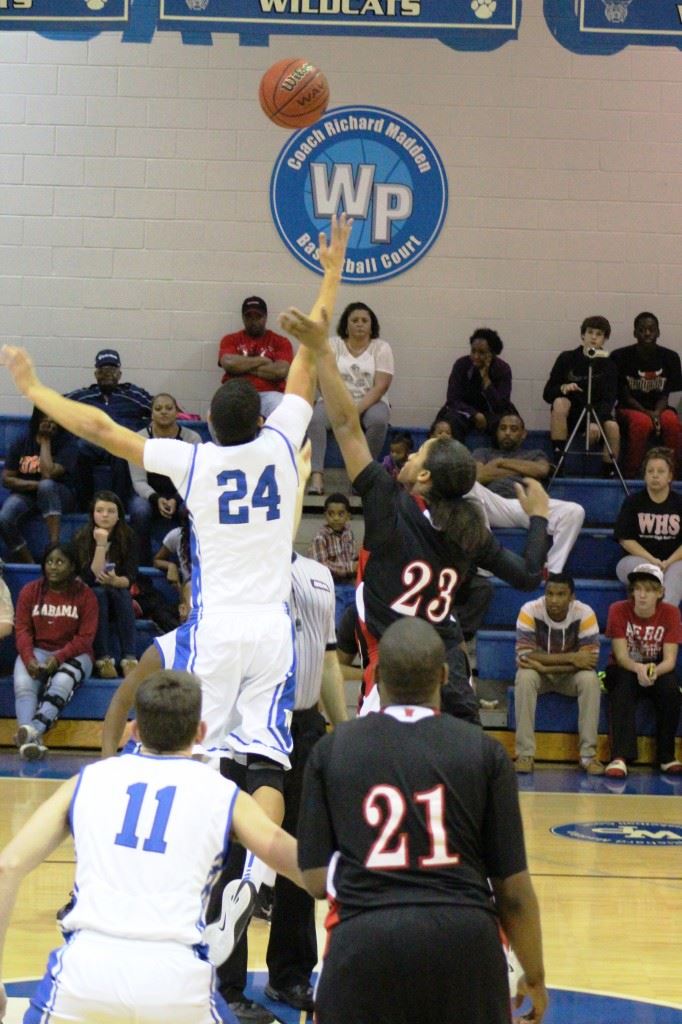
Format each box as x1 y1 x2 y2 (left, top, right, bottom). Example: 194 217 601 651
514 572 604 775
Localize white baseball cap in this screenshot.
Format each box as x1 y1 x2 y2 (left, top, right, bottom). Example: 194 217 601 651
627 563 664 586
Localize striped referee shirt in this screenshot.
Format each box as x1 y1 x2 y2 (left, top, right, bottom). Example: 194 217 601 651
291 553 337 710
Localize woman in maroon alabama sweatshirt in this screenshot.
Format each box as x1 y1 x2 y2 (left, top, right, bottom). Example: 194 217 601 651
13 540 98 760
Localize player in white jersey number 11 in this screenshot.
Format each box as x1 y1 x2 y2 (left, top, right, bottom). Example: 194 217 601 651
0 670 305 1024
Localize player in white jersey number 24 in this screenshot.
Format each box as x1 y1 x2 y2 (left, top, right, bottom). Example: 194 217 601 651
0 214 353 837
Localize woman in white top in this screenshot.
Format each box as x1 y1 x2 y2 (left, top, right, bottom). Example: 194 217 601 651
308 302 394 494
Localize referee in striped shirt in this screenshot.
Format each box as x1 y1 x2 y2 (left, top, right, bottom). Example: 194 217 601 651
214 552 347 1021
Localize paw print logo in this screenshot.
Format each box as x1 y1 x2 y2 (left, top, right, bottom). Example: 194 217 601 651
471 0 497 19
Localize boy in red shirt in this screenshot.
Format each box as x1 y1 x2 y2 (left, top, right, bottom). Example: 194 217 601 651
604 563 682 777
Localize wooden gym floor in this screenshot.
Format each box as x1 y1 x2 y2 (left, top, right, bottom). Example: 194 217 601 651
1 755 681 1024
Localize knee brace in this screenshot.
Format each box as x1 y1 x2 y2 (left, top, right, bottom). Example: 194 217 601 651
245 754 285 795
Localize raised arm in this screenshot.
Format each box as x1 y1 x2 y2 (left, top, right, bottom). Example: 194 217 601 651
1 348 146 467
280 309 372 483
283 214 352 408
478 480 550 590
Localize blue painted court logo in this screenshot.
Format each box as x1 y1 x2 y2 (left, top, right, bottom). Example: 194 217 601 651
270 105 448 283
552 821 682 846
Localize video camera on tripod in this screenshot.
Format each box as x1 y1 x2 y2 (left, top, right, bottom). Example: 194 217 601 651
550 344 627 492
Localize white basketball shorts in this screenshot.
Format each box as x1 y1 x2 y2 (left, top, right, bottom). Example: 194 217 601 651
24 931 226 1024
154 605 296 767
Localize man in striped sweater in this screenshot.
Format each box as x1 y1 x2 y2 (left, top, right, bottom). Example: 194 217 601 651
514 572 604 776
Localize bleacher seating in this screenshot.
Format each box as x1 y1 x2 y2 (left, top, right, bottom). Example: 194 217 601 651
477 630 682 739
0 563 168 715
1 412 680 761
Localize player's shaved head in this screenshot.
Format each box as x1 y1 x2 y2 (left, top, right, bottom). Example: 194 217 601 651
135 670 202 752
209 379 261 445
378 618 446 704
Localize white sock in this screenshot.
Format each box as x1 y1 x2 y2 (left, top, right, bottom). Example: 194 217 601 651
241 852 275 891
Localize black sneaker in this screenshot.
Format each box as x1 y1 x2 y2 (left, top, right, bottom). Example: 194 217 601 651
264 982 314 1012
253 883 273 922
227 999 275 1024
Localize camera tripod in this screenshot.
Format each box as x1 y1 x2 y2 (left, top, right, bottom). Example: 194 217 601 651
549 358 629 495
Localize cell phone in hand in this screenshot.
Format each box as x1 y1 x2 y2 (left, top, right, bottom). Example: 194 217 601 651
104 562 116 573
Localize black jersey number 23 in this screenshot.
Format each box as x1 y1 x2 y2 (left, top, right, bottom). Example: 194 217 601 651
390 561 459 625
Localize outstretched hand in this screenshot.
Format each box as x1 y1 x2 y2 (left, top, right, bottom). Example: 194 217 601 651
1 345 40 398
514 478 549 520
279 306 330 353
318 212 353 277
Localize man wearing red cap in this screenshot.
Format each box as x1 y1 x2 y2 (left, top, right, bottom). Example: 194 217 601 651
218 297 293 419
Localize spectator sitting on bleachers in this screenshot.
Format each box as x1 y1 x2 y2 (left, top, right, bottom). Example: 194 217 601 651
127 393 202 564
604 563 682 777
457 414 584 574
429 417 454 440
218 295 293 421
66 349 152 507
74 491 139 680
472 412 551 497
13 541 97 761
513 573 604 776
434 328 515 444
310 493 358 583
543 315 620 478
308 302 394 496
152 517 192 592
381 430 412 479
611 312 682 478
0 407 78 564
614 446 682 608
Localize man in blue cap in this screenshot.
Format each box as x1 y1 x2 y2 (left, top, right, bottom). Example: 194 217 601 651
67 349 153 506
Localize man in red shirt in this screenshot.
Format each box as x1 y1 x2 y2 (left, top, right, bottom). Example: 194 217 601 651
218 296 293 418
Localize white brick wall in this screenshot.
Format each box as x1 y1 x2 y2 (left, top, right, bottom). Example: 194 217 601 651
1 2 681 426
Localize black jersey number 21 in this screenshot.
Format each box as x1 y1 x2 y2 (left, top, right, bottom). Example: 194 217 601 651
363 783 460 870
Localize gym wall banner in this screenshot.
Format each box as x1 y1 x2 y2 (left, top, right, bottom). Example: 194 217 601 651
0 0 520 49
545 0 682 53
270 105 448 283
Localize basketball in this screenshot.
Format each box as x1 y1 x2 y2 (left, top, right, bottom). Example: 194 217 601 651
259 58 329 129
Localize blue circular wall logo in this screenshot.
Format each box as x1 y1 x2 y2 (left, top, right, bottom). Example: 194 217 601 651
552 821 682 846
270 105 448 283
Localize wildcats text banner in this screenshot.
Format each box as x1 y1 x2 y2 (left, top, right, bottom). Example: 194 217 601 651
0 0 520 49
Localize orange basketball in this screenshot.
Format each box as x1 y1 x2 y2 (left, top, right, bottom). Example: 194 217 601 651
259 58 329 130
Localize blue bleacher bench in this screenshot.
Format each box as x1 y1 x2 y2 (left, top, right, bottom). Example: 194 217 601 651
476 630 682 738
0 676 126 721
493 528 623 579
484 578 625 632
506 687 682 741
